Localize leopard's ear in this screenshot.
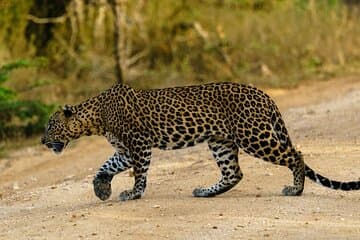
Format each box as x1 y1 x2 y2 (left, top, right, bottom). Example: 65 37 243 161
62 104 74 118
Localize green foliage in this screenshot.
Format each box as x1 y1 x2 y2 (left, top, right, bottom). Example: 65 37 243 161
0 0 358 148
0 59 53 140
0 0 360 93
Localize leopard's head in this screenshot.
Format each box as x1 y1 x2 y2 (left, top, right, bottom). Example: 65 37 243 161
41 104 87 154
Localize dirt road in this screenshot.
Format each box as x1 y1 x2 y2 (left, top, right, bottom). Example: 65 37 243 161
1 78 360 239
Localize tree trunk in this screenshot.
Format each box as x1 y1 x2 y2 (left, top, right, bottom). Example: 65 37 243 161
109 0 124 84
25 0 71 56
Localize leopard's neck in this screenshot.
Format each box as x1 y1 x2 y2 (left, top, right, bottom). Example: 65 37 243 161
75 96 107 136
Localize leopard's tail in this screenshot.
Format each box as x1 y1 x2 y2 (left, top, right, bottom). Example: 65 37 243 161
305 164 360 190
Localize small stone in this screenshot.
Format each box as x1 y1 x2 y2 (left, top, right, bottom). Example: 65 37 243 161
50 186 57 189
274 216 280 220
212 226 218 229
64 175 75 181
30 176 38 182
307 109 316 115
255 194 261 198
152 205 160 209
13 182 20 190
91 233 97 236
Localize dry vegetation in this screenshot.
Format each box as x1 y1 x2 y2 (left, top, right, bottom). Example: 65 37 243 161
0 2 360 238
0 0 360 145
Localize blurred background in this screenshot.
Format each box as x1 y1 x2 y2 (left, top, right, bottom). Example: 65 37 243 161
1 0 360 150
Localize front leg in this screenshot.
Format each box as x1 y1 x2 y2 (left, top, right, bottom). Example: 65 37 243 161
93 151 133 201
119 146 151 201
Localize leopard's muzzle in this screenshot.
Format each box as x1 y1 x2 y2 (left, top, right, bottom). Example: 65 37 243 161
43 140 66 154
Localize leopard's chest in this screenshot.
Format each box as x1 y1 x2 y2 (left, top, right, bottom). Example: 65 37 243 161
105 132 129 154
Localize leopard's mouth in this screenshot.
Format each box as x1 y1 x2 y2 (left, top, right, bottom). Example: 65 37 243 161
45 141 67 154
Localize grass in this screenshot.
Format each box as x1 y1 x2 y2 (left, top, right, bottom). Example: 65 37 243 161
2 1 359 94
0 1 360 151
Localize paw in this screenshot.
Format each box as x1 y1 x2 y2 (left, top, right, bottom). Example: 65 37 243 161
282 185 303 196
119 190 142 201
93 177 112 201
192 188 215 197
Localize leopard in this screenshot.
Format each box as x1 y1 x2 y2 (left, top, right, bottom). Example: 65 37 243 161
41 82 360 201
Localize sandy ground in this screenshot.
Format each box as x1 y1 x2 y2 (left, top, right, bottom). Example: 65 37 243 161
1 78 360 240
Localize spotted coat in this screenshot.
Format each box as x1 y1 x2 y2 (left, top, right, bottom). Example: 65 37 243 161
41 82 360 201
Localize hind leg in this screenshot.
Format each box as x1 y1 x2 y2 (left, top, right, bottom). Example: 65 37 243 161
280 149 305 196
238 135 305 196
193 138 243 197
264 147 305 196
